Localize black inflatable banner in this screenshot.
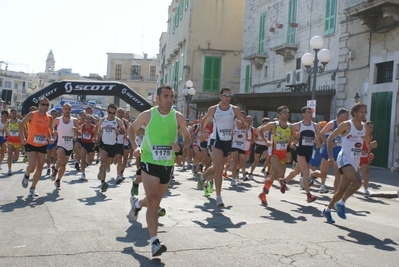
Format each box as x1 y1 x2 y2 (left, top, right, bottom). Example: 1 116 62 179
21 80 152 115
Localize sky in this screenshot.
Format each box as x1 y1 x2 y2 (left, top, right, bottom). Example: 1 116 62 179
0 0 170 76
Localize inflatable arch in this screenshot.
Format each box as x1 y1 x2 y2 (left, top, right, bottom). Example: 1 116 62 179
21 80 152 115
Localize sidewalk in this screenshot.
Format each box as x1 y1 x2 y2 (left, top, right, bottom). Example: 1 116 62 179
249 164 399 198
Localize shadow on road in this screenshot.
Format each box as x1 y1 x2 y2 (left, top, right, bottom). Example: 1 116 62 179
77 190 112 205
334 224 398 251
193 204 246 232
0 190 64 212
121 246 165 267
260 206 307 223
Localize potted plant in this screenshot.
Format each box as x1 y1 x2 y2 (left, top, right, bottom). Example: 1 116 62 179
269 27 275 32
276 23 283 29
290 22 298 27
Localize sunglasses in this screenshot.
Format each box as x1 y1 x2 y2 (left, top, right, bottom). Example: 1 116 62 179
40 103 50 107
221 93 232 98
280 111 289 114
108 111 116 115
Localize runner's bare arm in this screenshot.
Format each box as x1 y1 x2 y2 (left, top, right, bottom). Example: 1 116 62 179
128 110 151 151
201 105 216 134
327 122 350 160
176 112 192 149
18 112 34 140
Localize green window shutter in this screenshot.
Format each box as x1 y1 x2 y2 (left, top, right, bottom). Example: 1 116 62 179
180 54 184 80
180 3 183 20
185 0 189 10
164 74 168 84
160 78 163 85
286 0 297 44
172 15 175 34
258 13 266 54
324 0 336 36
174 61 179 91
203 56 221 92
245 65 251 93
176 11 179 28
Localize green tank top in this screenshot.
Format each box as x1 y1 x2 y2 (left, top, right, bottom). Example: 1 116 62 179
141 107 177 166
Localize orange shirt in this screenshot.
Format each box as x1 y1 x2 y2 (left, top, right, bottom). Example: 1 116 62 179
27 111 51 146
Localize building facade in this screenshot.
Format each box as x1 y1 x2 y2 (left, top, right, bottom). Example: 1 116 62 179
240 0 399 168
158 0 245 119
106 52 159 116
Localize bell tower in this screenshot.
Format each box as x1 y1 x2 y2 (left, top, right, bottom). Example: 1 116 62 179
45 50 55 72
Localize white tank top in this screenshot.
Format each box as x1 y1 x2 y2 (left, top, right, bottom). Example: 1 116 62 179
232 126 246 150
339 121 366 161
255 128 271 145
211 105 235 141
57 116 75 150
102 118 117 145
0 120 4 137
117 119 128 144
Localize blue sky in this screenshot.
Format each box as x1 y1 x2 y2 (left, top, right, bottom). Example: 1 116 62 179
0 0 169 76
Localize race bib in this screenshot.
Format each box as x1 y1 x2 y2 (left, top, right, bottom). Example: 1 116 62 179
219 129 232 141
104 126 114 134
34 134 46 144
234 141 244 149
62 136 74 143
9 130 18 136
276 141 288 150
301 136 314 146
350 148 361 160
335 136 342 146
151 145 172 161
83 133 91 140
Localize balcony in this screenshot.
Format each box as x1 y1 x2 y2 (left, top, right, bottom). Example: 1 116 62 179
344 0 399 29
271 43 299 62
243 54 267 70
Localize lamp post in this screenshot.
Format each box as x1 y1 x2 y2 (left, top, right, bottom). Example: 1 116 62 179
301 36 332 101
354 93 360 103
182 80 196 118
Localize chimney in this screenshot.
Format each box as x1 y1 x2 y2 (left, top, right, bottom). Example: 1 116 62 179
144 53 148 60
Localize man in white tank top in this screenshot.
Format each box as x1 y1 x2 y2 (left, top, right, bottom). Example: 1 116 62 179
322 102 371 224
199 88 244 207
94 103 126 193
50 103 81 190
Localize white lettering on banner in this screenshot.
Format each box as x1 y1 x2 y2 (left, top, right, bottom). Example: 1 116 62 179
121 88 146 106
64 82 116 93
33 88 58 104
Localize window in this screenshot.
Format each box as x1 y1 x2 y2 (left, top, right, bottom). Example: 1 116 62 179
258 13 266 54
115 64 122 80
296 58 301 70
185 0 189 10
286 0 297 44
0 80 2 87
245 65 251 93
180 3 183 20
167 23 171 43
132 65 141 76
376 61 393 84
150 66 156 80
203 56 221 92
172 14 176 34
15 83 18 89
4 81 11 88
164 73 168 84
180 53 184 80
174 61 179 90
264 66 268 78
175 12 179 28
324 0 337 36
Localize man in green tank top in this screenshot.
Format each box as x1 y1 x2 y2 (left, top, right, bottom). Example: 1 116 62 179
128 85 191 257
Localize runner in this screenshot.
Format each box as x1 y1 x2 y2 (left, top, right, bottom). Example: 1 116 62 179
0 110 9 170
322 102 371 223
359 121 378 197
310 108 349 193
46 109 59 175
280 106 321 202
3 109 21 175
257 106 295 207
95 103 125 192
200 88 243 207
19 97 53 197
50 103 81 190
128 85 191 257
115 107 129 184
248 117 271 179
80 113 97 180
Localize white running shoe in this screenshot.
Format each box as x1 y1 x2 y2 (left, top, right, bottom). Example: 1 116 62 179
230 179 237 187
80 173 87 181
29 188 39 197
364 189 371 198
216 196 224 207
128 196 141 222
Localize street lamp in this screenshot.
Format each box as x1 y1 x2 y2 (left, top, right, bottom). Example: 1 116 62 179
182 80 196 118
301 36 332 100
354 93 360 103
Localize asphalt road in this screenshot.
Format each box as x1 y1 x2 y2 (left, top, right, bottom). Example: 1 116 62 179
0 160 398 267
